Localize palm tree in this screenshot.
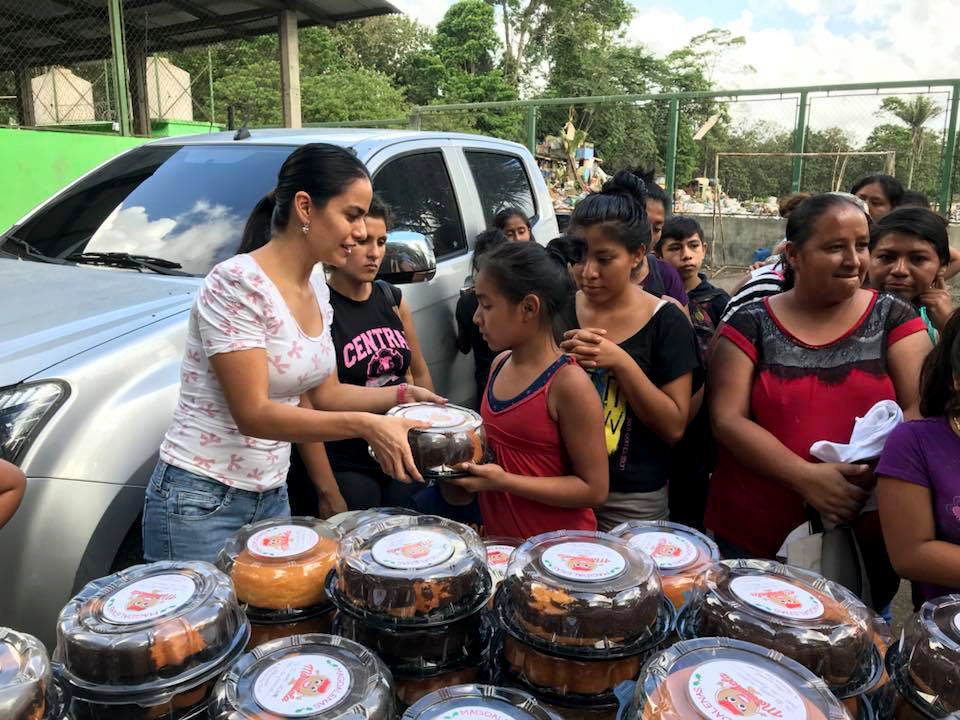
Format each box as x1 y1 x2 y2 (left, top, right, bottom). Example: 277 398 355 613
878 96 943 187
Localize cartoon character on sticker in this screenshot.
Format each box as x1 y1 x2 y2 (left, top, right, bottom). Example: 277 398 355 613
562 554 599 573
715 682 761 716
752 589 802 609
126 590 175 612
262 529 292 551
391 540 432 560
652 538 683 558
282 666 330 702
487 550 511 566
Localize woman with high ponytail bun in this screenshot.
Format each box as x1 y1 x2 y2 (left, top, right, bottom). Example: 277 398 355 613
144 143 445 562
561 170 701 528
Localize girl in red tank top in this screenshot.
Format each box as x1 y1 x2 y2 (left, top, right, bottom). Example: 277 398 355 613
445 242 609 539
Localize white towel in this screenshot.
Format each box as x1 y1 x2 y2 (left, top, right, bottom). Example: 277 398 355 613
809 400 903 464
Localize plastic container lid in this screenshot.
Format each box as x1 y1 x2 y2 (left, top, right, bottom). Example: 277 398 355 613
0 627 51 720
628 637 851 720
401 683 561 719
501 531 663 654
384 403 486 478
889 594 960 719
329 508 420 537
209 634 394 720
680 559 877 696
485 537 521 589
334 515 491 625
610 521 719 609
218 517 340 613
56 561 249 700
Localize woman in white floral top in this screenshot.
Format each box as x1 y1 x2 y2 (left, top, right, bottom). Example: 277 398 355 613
144 143 442 563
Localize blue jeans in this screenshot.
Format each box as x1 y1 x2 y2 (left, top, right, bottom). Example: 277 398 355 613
143 460 290 564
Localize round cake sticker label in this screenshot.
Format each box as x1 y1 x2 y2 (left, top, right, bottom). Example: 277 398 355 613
253 654 351 716
630 531 699 570
372 529 455 570
248 525 320 558
435 707 515 720
688 660 806 720
730 576 825 620
486 544 515 572
541 541 626 582
400 404 467 429
953 610 960 636
102 574 196 624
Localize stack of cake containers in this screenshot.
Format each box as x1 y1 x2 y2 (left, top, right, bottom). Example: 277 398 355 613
328 514 493 709
679 559 883 718
54 560 249 719
494 530 675 720
218 517 340 648
610 520 720 611
626 637 851 720
0 627 66 720
883 594 960 719
208 633 395 719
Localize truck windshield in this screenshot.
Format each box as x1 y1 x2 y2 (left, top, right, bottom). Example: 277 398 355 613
6 144 293 275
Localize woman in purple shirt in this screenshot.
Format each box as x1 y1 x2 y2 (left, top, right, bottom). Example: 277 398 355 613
877 308 960 601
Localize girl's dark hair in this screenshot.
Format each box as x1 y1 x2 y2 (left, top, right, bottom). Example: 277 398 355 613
472 228 508 274
869 206 950 266
545 235 583 266
920 308 960 419
366 194 393 230
632 168 668 210
476 241 574 340
899 190 931 209
493 207 532 232
786 193 868 250
850 174 904 207
569 169 651 253
239 143 369 253
658 216 705 251
779 192 811 218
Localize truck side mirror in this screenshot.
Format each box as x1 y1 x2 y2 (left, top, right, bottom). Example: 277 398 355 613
377 231 436 284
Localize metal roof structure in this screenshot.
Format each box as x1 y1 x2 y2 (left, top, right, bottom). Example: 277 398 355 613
0 0 398 70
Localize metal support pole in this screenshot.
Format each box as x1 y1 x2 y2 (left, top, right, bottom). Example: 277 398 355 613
107 0 132 135
525 106 537 155
665 99 680 212
207 46 215 126
791 91 809 192
278 10 301 128
939 82 960 217
408 112 421 131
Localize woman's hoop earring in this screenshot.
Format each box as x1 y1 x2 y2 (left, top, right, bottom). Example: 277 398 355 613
301 223 310 235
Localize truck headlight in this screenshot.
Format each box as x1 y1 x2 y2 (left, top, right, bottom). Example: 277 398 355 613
0 381 69 464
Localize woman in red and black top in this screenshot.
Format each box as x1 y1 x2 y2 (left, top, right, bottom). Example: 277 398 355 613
706 194 931 600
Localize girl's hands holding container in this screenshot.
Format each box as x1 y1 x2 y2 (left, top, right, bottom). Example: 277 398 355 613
448 461 507 492
365 415 431 484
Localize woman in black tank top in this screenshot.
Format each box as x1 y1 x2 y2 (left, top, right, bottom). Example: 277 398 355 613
288 196 434 515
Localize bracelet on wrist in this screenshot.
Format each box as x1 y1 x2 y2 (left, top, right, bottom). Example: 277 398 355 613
396 383 409 405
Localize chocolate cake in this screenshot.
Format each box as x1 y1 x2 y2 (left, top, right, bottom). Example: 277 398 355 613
501 634 646 696
684 560 874 689
611 520 719 611
401 684 561 720
336 515 490 623
219 517 340 612
503 532 662 650
386 403 485 478
0 628 50 720
209 634 395 720
248 607 336 650
890 595 960 718
393 667 482 708
66 677 217 720
332 605 484 672
630 638 849 720
56 561 248 691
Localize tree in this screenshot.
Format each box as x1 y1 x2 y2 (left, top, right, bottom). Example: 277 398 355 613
878 96 943 187
865 123 942 199
331 15 433 84
487 0 632 91
301 68 408 124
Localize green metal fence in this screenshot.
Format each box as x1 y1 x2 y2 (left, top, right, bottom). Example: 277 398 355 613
310 79 960 218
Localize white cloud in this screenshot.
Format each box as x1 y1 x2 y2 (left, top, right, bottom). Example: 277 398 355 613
390 0 454 28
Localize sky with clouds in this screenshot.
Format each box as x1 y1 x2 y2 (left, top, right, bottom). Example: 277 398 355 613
391 0 960 139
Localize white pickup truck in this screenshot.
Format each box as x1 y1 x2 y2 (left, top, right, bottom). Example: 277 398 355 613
0 128 558 645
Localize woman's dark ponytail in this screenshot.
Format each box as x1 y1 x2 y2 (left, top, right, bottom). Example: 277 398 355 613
569 169 651 253
238 143 369 254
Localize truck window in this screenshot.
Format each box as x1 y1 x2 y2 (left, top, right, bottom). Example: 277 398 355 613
464 151 537 226
374 152 466 260
7 145 292 275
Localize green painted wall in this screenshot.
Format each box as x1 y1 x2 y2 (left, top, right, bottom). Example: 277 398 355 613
0 128 148 231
